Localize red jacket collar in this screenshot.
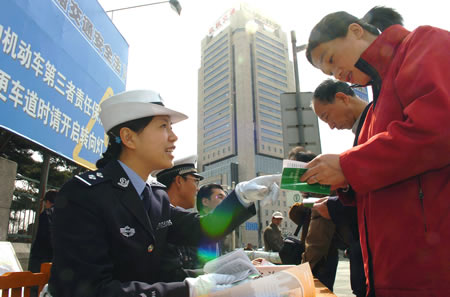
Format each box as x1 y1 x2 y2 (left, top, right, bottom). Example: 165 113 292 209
359 25 410 81
353 25 410 106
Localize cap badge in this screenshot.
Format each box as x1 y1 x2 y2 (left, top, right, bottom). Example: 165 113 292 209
118 177 129 188
148 244 154 253
120 226 135 237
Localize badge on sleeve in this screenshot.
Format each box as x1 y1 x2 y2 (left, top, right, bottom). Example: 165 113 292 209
120 226 135 237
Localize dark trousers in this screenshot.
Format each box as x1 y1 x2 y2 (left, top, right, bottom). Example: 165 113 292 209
29 255 52 297
348 241 367 297
313 245 339 291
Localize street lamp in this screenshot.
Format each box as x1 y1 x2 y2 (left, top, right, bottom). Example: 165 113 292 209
106 0 182 19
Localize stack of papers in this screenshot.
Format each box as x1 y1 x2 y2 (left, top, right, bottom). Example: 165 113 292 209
203 249 260 283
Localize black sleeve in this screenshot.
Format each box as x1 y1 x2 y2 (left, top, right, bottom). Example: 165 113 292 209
327 196 346 225
48 181 189 297
167 190 256 245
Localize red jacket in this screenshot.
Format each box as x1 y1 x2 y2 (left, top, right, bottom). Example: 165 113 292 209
339 25 450 297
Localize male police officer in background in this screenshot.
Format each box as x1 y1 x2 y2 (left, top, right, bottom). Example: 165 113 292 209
154 155 204 281
48 89 281 297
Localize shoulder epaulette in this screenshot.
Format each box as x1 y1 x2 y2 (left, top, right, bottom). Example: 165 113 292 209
149 180 167 189
75 170 110 187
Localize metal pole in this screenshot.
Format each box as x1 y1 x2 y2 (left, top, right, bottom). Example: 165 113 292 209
257 200 262 248
105 1 170 13
291 31 300 95
291 30 303 148
31 153 50 243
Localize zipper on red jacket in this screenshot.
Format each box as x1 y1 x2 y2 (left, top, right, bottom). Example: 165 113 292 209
418 176 427 232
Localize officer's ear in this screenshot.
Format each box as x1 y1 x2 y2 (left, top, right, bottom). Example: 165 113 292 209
174 175 184 188
119 127 136 149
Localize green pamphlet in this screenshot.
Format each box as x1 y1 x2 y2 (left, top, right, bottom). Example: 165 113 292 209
280 167 331 195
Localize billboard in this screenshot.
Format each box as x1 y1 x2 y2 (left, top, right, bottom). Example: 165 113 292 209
0 0 128 169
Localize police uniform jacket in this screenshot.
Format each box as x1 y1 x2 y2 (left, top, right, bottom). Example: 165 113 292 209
48 160 256 297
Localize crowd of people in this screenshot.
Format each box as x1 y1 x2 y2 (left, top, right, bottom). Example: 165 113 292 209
27 5 448 297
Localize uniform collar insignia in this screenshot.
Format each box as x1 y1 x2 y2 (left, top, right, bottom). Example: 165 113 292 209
88 174 96 180
118 177 129 188
156 220 172 230
120 226 135 237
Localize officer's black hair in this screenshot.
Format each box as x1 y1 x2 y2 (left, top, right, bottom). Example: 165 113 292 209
306 6 404 65
96 116 154 169
196 184 224 215
43 189 58 204
313 79 355 104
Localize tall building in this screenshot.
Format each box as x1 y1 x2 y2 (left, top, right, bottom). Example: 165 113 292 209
197 4 297 248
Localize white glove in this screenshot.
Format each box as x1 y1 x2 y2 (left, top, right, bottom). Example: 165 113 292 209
235 174 281 206
185 273 235 297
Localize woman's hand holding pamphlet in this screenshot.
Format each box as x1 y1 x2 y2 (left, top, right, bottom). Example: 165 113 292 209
281 160 331 195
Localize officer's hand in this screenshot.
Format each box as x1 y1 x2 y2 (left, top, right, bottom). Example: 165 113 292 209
312 197 331 220
185 273 235 297
235 174 281 206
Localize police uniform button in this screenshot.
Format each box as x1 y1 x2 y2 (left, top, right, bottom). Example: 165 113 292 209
147 244 154 253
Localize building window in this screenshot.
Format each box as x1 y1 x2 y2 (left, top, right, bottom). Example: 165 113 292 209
262 136 283 145
261 128 282 137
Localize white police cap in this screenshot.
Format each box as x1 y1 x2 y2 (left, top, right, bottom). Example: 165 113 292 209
100 89 188 132
151 154 204 180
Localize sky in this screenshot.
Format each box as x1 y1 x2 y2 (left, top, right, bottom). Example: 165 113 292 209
97 0 449 160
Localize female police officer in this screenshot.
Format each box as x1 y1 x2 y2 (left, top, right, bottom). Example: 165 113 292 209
48 90 280 297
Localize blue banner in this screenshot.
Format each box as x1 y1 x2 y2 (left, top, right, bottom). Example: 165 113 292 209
0 0 128 169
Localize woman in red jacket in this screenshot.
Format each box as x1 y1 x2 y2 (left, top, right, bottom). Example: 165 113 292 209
301 6 450 297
